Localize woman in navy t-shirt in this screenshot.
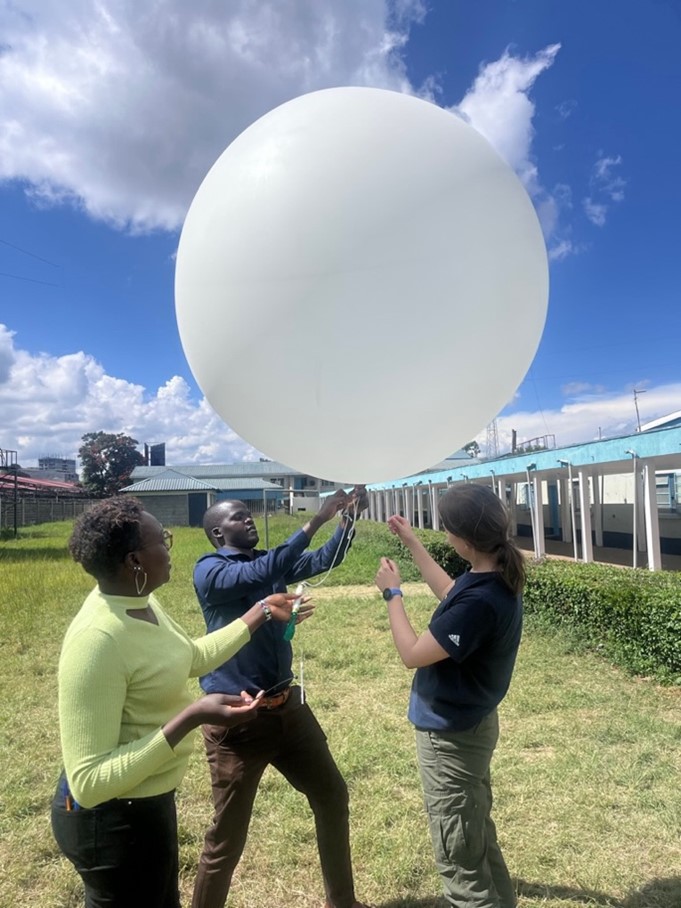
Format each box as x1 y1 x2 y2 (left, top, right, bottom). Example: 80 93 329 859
375 484 525 908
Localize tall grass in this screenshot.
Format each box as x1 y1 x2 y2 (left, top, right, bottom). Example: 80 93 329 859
0 518 679 907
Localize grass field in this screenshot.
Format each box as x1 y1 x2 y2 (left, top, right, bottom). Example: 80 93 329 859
0 517 679 908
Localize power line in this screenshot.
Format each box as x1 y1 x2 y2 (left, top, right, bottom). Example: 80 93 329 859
0 237 60 267
0 270 60 287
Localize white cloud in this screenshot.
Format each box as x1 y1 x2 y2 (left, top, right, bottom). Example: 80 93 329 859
0 324 17 384
449 48 624 256
548 238 577 261
560 381 607 397
451 44 583 261
583 197 607 227
1 2 623 273
1 7 568 243
4 327 679 471
0 326 262 466
556 98 577 120
491 382 681 453
0 0 421 232
582 152 626 227
455 44 560 193
593 154 626 200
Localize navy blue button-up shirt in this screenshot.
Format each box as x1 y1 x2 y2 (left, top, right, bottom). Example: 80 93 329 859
194 523 354 695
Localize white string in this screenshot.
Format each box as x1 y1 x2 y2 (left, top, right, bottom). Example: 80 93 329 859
300 650 305 704
292 498 360 708
302 498 358 590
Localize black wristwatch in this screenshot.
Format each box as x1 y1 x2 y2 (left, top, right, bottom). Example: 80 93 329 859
382 587 403 602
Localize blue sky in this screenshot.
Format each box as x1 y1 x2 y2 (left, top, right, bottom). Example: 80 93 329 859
1 0 680 469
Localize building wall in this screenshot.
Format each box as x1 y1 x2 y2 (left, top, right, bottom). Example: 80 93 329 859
39 456 76 472
516 503 681 555
23 466 80 483
136 494 188 527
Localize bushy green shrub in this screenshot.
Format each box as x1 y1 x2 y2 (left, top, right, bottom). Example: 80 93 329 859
394 528 469 580
258 516 467 586
524 560 681 682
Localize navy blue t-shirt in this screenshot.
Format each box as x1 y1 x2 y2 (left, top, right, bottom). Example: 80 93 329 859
408 571 522 732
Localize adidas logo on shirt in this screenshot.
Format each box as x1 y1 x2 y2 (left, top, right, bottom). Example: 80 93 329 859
448 634 460 646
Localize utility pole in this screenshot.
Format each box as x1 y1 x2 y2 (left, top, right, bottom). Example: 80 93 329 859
633 388 647 432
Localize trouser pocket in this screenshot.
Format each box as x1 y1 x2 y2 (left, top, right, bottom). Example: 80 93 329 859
427 783 486 869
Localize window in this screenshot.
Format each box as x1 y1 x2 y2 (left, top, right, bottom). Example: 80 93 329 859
656 473 679 512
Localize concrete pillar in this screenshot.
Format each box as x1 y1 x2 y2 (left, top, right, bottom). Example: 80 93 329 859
416 486 424 529
592 472 604 547
636 469 646 553
642 462 662 571
532 476 545 559
560 477 572 544
405 486 414 525
508 482 518 536
577 470 593 562
431 484 441 531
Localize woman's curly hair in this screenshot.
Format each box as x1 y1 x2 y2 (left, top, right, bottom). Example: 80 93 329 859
69 497 145 581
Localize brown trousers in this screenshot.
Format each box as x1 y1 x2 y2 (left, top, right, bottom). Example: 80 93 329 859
191 687 357 908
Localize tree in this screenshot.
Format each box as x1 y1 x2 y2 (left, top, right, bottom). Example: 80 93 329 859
79 432 145 498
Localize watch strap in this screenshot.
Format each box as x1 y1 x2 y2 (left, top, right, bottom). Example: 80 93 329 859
383 587 403 601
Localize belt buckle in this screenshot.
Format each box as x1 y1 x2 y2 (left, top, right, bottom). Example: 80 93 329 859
262 687 290 710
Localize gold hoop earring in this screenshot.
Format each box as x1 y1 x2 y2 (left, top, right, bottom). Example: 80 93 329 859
134 565 148 596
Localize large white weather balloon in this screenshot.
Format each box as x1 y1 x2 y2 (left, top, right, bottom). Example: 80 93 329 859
175 87 548 484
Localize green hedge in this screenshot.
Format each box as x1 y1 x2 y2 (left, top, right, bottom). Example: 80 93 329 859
524 560 681 683
395 528 470 581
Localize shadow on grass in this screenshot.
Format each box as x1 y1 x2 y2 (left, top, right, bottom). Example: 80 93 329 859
0 547 70 562
625 878 681 908
517 876 681 907
378 900 445 908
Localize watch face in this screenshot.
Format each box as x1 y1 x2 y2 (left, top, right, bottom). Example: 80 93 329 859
382 588 393 601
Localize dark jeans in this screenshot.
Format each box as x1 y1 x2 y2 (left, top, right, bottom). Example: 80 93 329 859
192 686 356 908
51 774 180 908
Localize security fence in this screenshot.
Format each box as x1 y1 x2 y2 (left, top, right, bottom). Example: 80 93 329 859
0 495 96 533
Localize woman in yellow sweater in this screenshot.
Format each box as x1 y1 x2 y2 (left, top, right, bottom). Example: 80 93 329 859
51 497 307 908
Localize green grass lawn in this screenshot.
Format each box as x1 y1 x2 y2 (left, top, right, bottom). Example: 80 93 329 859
0 518 679 908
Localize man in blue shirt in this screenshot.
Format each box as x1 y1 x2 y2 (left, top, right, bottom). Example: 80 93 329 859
191 488 372 908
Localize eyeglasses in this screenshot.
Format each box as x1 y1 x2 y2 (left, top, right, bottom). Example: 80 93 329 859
137 528 173 552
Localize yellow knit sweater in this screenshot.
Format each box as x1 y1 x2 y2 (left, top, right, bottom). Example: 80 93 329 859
58 586 250 808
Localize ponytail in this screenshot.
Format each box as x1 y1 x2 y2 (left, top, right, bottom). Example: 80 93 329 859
439 484 526 595
496 539 526 596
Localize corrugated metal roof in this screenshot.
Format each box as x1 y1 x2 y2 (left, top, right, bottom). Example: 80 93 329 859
130 461 304 480
0 473 82 493
121 469 217 493
211 478 285 491
121 469 284 494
